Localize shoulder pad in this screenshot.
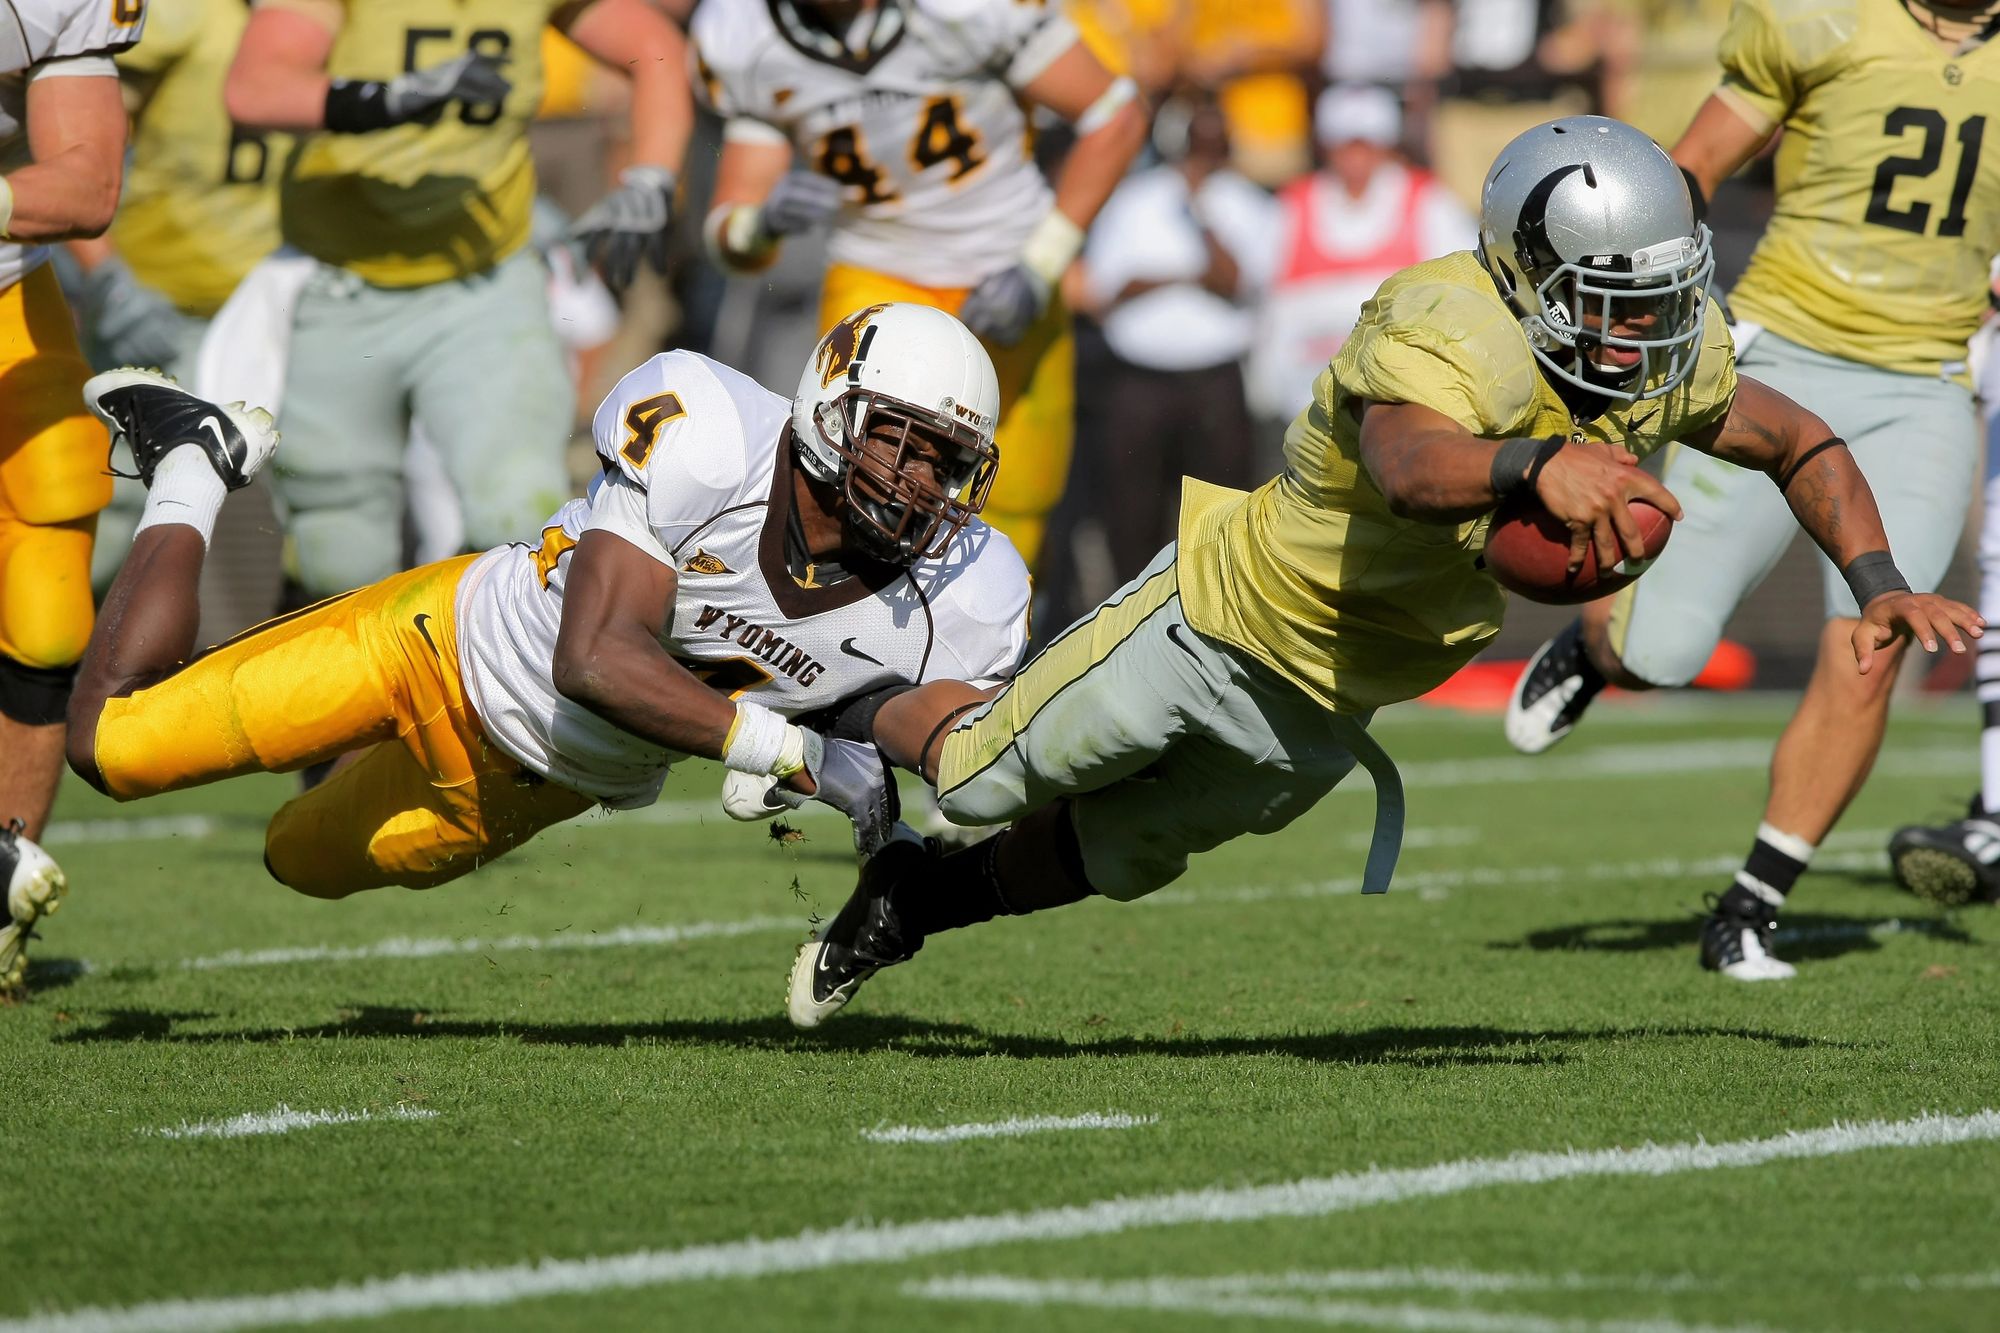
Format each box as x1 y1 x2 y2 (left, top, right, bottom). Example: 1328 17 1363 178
7 0 146 68
590 352 791 528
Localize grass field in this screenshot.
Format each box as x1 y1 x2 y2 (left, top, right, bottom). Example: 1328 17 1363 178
10 694 2000 1333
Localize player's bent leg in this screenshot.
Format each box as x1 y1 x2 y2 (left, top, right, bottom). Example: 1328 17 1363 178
264 736 591 899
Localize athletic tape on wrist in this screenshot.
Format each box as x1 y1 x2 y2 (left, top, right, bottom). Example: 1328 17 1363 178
705 204 777 271
722 699 790 776
1841 550 1910 608
1489 436 1563 502
1076 76 1137 136
0 177 13 240
1020 209 1085 289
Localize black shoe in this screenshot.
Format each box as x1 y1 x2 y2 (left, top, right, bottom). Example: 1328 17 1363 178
786 828 933 1029
83 368 275 492
1698 893 1795 981
1504 618 1607 755
1889 818 2000 906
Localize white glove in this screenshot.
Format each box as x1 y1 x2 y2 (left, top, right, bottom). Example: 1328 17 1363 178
385 51 512 122
757 171 845 239
958 263 1049 347
799 730 900 856
720 769 802 822
571 166 676 294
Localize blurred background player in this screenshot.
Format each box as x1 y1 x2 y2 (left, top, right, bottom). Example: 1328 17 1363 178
220 0 691 601
1506 0 2000 980
0 0 146 989
692 0 1148 572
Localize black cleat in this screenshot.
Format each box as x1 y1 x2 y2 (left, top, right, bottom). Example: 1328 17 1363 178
787 827 933 1029
1698 893 1795 981
1505 618 1608 755
1888 818 2000 907
83 368 276 492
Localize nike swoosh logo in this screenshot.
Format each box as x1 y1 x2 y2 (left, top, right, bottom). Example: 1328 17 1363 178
1166 623 1201 661
840 637 884 665
197 416 231 457
817 949 835 975
1628 407 1660 432
413 613 441 657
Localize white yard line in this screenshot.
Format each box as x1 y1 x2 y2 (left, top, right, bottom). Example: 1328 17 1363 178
1863 1271 2000 1290
1185 1270 1714 1296
903 1274 1771 1333
38 815 219 847
860 1112 1156 1145
145 1104 437 1141
6 1111 1992 1333
122 841 1907 973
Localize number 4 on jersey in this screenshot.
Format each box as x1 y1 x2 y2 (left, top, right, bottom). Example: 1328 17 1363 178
814 95 986 204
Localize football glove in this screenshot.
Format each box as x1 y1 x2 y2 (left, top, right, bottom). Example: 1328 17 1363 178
79 257 192 370
386 51 511 121
958 263 1049 347
721 769 796 822
798 731 900 856
571 166 676 295
758 171 845 239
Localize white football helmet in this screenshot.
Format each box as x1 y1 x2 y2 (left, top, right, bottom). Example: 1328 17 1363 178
792 302 1001 563
1478 116 1714 402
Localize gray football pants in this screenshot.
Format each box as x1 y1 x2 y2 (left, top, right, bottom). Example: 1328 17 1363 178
270 247 573 597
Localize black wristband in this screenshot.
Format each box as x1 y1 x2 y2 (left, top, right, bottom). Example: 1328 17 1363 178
1842 550 1910 608
1679 164 1709 226
323 79 395 133
1777 436 1847 493
1489 436 1564 503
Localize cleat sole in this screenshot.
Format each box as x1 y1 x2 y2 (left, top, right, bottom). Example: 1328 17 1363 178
1892 845 1982 908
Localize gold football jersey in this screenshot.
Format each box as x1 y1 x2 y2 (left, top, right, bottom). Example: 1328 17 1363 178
1175 250 1738 715
1718 0 2000 376
114 0 284 317
264 0 563 287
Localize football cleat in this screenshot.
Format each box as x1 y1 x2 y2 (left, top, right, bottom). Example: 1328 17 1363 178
0 820 66 993
1505 618 1607 755
84 368 277 492
1888 818 2000 907
1698 893 1795 982
787 825 932 1029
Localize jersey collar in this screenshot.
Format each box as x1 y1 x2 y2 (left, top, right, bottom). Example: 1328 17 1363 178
768 0 908 75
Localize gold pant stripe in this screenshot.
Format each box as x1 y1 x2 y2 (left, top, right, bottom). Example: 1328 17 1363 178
939 560 1180 800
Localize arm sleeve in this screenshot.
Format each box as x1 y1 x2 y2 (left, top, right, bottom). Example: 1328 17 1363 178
580 472 673 566
1714 0 1795 134
28 52 114 79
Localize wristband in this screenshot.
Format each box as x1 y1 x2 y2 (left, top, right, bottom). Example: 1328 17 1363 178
1777 436 1846 493
1489 436 1563 502
722 699 797 776
0 176 12 241
1020 208 1085 289
1841 550 1910 609
1076 76 1137 136
705 204 778 271
323 79 395 134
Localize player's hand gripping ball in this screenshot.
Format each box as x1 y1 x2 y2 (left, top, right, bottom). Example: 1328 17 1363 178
1482 494 1674 605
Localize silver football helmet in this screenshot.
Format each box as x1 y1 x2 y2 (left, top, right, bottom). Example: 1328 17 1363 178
1478 116 1714 403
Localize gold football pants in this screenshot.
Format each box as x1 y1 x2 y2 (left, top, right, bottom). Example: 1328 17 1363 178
0 265 111 670
93 555 592 896
818 263 1074 570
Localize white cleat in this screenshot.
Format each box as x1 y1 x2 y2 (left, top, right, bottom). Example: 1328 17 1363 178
0 821 66 993
83 367 278 491
1699 898 1796 981
1505 619 1607 755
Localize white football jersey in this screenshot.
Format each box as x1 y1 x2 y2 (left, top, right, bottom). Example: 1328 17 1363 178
691 0 1073 287
456 349 1032 807
0 0 145 290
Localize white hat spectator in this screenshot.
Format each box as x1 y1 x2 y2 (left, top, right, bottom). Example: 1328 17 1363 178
1314 85 1403 149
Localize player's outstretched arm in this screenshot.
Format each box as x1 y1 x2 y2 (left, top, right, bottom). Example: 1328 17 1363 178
553 531 898 845
2 71 126 241
1689 375 1985 673
1669 93 1774 212
873 680 1000 785
1358 400 1681 572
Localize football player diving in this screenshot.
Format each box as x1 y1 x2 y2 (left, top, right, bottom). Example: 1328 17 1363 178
692 0 1149 569
1507 0 2000 978
772 117 1985 1030
21 305 1027 980
0 0 148 990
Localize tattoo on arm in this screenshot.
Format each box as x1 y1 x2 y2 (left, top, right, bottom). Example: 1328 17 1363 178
1785 451 1845 550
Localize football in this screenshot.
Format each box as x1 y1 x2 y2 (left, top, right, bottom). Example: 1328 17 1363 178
1481 494 1674 604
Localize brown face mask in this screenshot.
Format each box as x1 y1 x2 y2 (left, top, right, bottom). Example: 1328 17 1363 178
816 390 999 563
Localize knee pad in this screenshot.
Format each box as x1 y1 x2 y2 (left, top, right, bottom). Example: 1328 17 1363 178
0 652 76 726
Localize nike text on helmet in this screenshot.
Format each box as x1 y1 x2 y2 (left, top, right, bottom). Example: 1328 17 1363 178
1477 115 1714 403
792 302 1002 563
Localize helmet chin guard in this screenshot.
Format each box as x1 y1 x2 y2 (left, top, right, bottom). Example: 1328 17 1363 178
792 303 1001 563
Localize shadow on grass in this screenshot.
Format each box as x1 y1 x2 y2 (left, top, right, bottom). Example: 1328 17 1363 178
53 1008 1845 1063
1493 910 1977 962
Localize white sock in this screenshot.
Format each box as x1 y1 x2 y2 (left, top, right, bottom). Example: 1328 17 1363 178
133 444 227 547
